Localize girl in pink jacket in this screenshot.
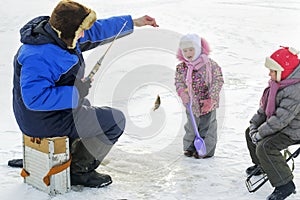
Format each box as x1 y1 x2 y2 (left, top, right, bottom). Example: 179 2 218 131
175 34 224 158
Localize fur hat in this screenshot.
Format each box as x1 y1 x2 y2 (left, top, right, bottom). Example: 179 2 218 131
49 0 97 49
265 46 300 81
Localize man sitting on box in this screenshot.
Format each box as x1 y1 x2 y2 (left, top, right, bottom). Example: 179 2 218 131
12 0 158 188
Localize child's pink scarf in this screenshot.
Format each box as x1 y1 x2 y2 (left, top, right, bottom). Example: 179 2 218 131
185 55 211 99
177 50 212 101
260 79 300 118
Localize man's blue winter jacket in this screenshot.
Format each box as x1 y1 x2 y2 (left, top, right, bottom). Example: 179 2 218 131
13 15 133 137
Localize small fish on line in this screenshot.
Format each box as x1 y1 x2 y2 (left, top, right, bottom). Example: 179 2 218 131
153 95 161 111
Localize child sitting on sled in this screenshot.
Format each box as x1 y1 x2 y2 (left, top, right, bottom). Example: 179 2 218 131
175 34 224 158
245 46 300 200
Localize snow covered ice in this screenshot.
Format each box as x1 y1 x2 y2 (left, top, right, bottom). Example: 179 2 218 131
1 0 300 199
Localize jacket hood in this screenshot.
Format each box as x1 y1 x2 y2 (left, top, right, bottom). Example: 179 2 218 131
20 16 53 45
288 64 300 79
20 16 66 48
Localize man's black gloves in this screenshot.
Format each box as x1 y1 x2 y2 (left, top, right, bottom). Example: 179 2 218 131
74 79 91 98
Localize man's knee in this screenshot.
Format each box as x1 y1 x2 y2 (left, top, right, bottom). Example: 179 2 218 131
111 108 126 132
106 108 126 143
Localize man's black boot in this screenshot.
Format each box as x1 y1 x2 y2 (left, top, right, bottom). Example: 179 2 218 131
71 170 112 188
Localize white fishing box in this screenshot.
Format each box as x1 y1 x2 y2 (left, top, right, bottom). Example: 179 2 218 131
21 134 71 195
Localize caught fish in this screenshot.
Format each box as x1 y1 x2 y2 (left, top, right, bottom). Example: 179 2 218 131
153 95 161 111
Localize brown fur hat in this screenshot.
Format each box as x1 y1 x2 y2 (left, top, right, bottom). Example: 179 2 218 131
49 0 96 49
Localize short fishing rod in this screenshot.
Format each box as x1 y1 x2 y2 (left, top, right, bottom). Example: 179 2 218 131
85 21 128 81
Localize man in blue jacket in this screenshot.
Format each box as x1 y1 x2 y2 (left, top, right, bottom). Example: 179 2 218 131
13 0 158 188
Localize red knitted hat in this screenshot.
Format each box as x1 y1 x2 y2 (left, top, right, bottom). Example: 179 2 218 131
265 46 300 81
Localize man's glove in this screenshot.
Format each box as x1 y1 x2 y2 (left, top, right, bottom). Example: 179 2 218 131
74 79 91 98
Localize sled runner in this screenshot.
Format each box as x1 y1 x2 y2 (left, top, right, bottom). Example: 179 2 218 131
245 146 300 193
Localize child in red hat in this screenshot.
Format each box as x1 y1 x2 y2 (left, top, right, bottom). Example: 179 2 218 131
245 46 300 200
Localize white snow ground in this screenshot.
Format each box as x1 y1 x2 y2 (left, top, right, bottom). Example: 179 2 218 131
1 0 300 199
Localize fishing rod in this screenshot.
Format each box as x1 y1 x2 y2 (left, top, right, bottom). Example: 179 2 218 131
85 20 128 81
